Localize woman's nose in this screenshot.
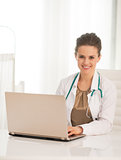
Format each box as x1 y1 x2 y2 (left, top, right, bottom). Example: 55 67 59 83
83 58 89 64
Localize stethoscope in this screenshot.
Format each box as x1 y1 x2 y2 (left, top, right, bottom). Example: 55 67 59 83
66 72 103 100
65 72 103 119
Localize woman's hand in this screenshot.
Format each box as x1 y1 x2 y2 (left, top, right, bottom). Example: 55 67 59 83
68 126 83 136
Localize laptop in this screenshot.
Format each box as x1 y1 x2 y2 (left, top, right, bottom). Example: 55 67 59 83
5 92 85 141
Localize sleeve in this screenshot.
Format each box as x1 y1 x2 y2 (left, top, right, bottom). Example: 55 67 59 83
56 79 65 96
80 81 117 136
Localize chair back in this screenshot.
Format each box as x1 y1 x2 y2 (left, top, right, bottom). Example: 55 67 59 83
98 69 121 126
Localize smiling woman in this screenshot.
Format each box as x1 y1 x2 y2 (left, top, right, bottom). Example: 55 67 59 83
75 45 101 91
56 33 117 136
75 33 101 78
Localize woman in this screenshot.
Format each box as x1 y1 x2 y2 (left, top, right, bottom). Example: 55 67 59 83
56 33 116 136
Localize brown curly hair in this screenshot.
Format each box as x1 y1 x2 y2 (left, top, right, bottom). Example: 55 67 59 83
75 33 102 57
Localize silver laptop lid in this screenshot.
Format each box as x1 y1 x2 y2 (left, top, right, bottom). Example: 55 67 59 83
5 92 68 140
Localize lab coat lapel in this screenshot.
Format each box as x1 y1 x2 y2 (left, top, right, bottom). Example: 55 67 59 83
71 72 80 96
88 71 100 119
90 71 99 91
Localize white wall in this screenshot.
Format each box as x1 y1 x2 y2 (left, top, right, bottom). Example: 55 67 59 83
0 0 43 93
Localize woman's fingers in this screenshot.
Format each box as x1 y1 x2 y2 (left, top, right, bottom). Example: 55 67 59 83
68 126 83 136
68 131 74 136
68 126 74 136
68 126 73 133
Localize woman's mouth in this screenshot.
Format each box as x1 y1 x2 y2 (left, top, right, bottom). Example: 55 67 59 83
82 66 91 70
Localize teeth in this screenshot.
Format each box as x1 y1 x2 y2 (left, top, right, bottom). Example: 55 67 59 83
83 66 90 68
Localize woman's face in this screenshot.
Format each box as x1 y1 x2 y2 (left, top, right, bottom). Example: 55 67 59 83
75 45 101 75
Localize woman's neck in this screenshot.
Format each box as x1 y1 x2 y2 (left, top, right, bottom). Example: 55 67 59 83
79 72 93 82
78 72 94 91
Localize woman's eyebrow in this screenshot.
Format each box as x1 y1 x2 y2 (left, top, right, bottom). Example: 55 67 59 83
78 54 85 56
78 54 96 57
89 55 96 57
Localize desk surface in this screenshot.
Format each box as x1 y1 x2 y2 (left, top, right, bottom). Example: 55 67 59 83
0 126 121 160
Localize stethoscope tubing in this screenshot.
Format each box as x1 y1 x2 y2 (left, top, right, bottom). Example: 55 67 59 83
66 72 103 100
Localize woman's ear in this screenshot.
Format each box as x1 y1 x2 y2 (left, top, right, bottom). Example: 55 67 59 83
97 54 101 62
75 54 78 60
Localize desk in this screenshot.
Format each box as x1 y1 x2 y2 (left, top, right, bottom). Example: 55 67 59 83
0 126 121 160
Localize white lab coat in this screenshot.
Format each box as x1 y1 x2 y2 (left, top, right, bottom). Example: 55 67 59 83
56 70 117 136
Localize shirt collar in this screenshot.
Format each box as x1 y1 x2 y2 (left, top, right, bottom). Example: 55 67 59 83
90 70 99 91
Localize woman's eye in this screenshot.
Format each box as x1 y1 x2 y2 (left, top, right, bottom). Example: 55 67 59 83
79 55 84 58
89 56 94 59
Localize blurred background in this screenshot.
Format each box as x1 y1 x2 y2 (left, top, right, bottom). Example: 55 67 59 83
0 0 121 129
0 0 121 94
